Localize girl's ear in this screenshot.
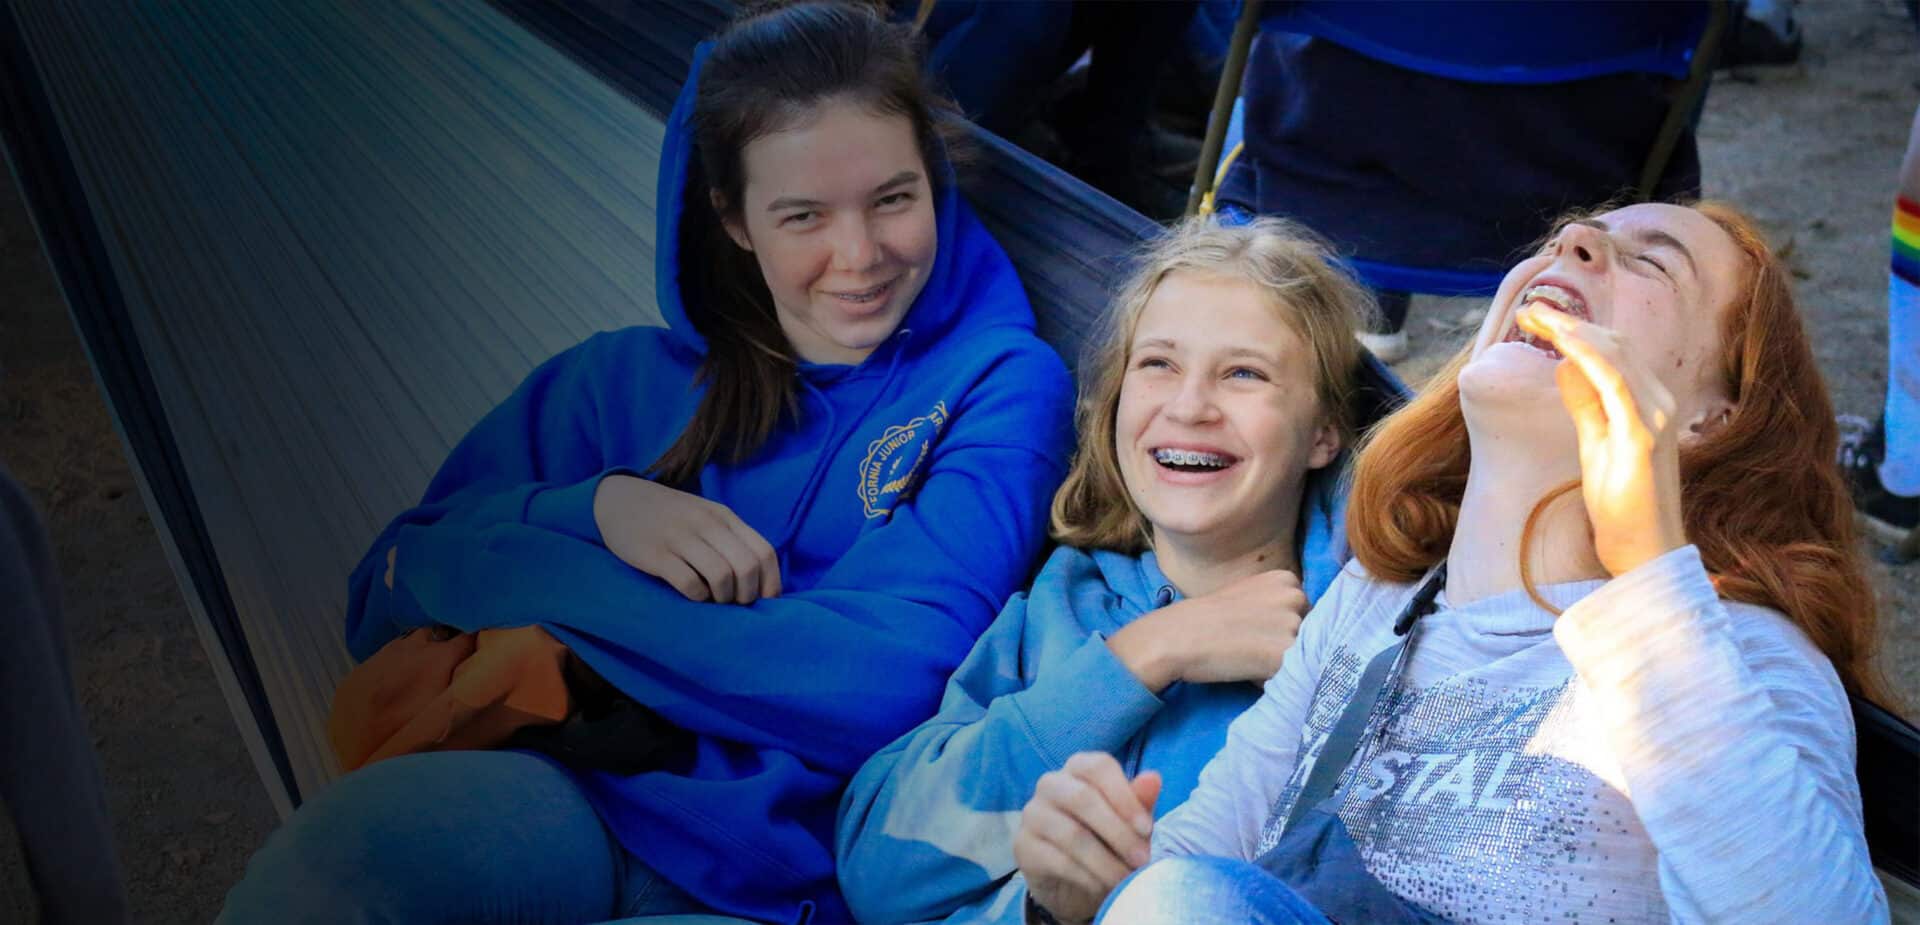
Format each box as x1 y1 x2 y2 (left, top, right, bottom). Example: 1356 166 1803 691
712 190 752 252
1306 417 1342 470
1681 398 1737 447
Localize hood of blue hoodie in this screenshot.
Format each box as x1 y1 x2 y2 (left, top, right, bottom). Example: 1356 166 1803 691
646 42 1050 562
655 42 1023 368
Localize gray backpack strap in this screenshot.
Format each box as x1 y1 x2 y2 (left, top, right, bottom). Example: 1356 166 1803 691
1280 565 1446 836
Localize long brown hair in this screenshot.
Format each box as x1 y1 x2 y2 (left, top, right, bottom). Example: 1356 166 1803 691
649 1 956 486
1346 201 1888 704
1050 216 1374 552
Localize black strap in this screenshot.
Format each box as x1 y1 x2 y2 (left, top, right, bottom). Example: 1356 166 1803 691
1281 565 1446 835
506 654 693 775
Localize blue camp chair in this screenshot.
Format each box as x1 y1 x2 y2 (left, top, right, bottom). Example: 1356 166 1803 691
1191 0 1729 299
0 0 1911 913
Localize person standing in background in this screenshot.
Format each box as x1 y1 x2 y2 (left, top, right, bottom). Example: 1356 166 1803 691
0 463 131 925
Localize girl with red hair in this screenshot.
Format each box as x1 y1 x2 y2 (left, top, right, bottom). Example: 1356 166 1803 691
1019 202 1890 924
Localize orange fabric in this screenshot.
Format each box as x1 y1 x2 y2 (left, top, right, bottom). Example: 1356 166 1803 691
328 625 574 772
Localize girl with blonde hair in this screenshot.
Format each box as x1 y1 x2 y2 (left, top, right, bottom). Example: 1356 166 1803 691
836 215 1377 924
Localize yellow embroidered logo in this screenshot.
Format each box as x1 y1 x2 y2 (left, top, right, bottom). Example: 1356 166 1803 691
858 402 949 518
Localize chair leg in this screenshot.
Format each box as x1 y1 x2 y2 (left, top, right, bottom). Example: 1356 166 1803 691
1187 0 1264 218
1638 0 1731 200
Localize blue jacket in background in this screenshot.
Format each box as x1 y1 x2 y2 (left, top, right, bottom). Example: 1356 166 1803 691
836 534 1345 924
342 44 1075 924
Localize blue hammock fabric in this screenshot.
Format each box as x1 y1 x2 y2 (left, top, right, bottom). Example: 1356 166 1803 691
0 0 1910 903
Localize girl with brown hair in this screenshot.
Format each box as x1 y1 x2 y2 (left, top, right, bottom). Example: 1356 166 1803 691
1024 202 1890 924
219 3 1073 922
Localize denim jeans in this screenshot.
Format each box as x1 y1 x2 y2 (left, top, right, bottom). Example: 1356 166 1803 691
1096 805 1447 925
1096 856 1333 925
218 749 709 923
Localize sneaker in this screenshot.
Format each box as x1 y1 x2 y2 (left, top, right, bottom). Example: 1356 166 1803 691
1836 414 1919 543
1720 14 1803 68
1357 329 1410 365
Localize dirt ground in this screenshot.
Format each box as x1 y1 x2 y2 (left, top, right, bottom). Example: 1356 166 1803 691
0 140 277 918
0 3 1915 922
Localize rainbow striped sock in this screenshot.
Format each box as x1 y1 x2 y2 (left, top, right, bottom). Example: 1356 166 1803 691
1894 196 1920 285
1883 197 1920 495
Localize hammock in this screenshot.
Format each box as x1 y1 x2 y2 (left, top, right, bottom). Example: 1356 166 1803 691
0 0 1909 900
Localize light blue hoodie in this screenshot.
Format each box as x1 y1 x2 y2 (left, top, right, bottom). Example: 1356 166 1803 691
835 536 1343 924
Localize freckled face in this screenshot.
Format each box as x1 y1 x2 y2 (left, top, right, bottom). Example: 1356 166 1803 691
1464 203 1745 417
722 98 937 366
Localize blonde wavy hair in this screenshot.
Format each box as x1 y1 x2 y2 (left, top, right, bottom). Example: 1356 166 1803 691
1049 216 1375 553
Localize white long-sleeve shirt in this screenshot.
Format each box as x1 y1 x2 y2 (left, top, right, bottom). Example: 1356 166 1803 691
1152 546 1888 923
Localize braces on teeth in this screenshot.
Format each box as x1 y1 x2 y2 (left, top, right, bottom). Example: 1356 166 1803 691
1520 284 1585 317
1155 449 1227 467
1510 284 1589 353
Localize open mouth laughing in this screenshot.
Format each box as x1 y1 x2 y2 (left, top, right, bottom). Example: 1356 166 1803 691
1501 282 1592 359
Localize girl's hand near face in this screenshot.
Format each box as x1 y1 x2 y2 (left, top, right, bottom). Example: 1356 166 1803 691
1106 569 1307 694
1516 304 1690 577
1015 752 1163 925
592 473 782 604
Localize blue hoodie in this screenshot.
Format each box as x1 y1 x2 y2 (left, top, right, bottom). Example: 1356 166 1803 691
835 515 1344 924
342 46 1074 924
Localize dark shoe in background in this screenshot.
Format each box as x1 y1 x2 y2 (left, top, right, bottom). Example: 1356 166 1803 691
1838 414 1920 542
1721 8 1803 68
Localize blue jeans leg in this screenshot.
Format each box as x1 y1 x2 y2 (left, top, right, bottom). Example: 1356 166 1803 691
1096 856 1333 925
218 749 696 924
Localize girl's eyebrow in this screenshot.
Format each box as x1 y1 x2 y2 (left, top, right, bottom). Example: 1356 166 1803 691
1135 337 1281 365
765 195 822 212
871 170 920 194
765 171 920 212
1633 230 1698 276
1221 345 1283 365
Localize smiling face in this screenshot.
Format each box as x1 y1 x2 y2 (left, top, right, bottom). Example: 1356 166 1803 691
720 97 937 366
1463 202 1746 424
1114 272 1341 552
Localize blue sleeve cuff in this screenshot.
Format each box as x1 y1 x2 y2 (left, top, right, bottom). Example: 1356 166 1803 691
1011 632 1163 767
389 522 471 631
388 574 430 629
